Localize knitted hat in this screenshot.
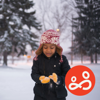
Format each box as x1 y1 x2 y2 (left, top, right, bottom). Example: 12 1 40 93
34 29 63 62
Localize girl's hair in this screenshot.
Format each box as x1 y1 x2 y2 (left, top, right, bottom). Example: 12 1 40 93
35 44 43 56
35 44 62 56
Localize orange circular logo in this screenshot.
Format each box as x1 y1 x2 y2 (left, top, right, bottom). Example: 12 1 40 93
65 65 95 96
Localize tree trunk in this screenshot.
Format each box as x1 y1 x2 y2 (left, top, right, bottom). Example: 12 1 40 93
0 56 1 64
95 53 97 64
12 45 15 64
71 15 73 65
71 52 73 65
3 51 7 66
90 54 93 63
81 52 83 64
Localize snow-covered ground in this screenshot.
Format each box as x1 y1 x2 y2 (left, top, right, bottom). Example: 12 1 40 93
0 60 100 100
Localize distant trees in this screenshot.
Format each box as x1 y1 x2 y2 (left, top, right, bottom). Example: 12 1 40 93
71 0 100 63
0 0 41 66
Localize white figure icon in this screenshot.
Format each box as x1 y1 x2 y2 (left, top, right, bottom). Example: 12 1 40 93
69 71 92 90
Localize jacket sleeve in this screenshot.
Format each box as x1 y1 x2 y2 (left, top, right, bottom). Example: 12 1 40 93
57 55 71 85
31 59 41 84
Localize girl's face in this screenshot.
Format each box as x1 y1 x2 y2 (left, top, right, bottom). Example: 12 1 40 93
43 43 56 58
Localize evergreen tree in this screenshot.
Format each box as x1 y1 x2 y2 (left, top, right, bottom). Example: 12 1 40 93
72 0 100 63
0 0 41 66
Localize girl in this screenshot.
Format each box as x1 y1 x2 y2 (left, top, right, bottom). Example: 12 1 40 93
31 29 71 100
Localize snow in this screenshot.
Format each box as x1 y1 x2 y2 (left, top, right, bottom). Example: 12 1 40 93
0 60 33 100
8 26 14 34
0 31 8 42
0 60 100 100
0 38 5 42
12 15 21 27
0 14 3 19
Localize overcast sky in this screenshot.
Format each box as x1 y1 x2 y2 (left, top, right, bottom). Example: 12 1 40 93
29 0 76 53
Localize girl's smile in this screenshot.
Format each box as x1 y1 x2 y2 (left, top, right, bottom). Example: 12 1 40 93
46 53 52 55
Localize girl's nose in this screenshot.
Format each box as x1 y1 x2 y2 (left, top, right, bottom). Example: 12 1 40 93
47 48 51 52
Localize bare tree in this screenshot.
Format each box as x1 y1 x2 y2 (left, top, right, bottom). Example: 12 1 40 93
37 0 52 32
36 0 73 42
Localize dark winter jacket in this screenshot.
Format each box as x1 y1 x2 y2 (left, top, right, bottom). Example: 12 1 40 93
31 52 71 98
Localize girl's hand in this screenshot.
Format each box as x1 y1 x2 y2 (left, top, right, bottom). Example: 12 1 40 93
39 76 50 84
49 73 58 83
39 76 45 80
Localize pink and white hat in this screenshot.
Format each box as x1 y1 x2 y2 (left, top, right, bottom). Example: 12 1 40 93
34 29 63 62
40 30 60 45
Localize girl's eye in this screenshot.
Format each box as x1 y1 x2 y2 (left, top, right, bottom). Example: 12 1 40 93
51 47 54 49
44 47 47 49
